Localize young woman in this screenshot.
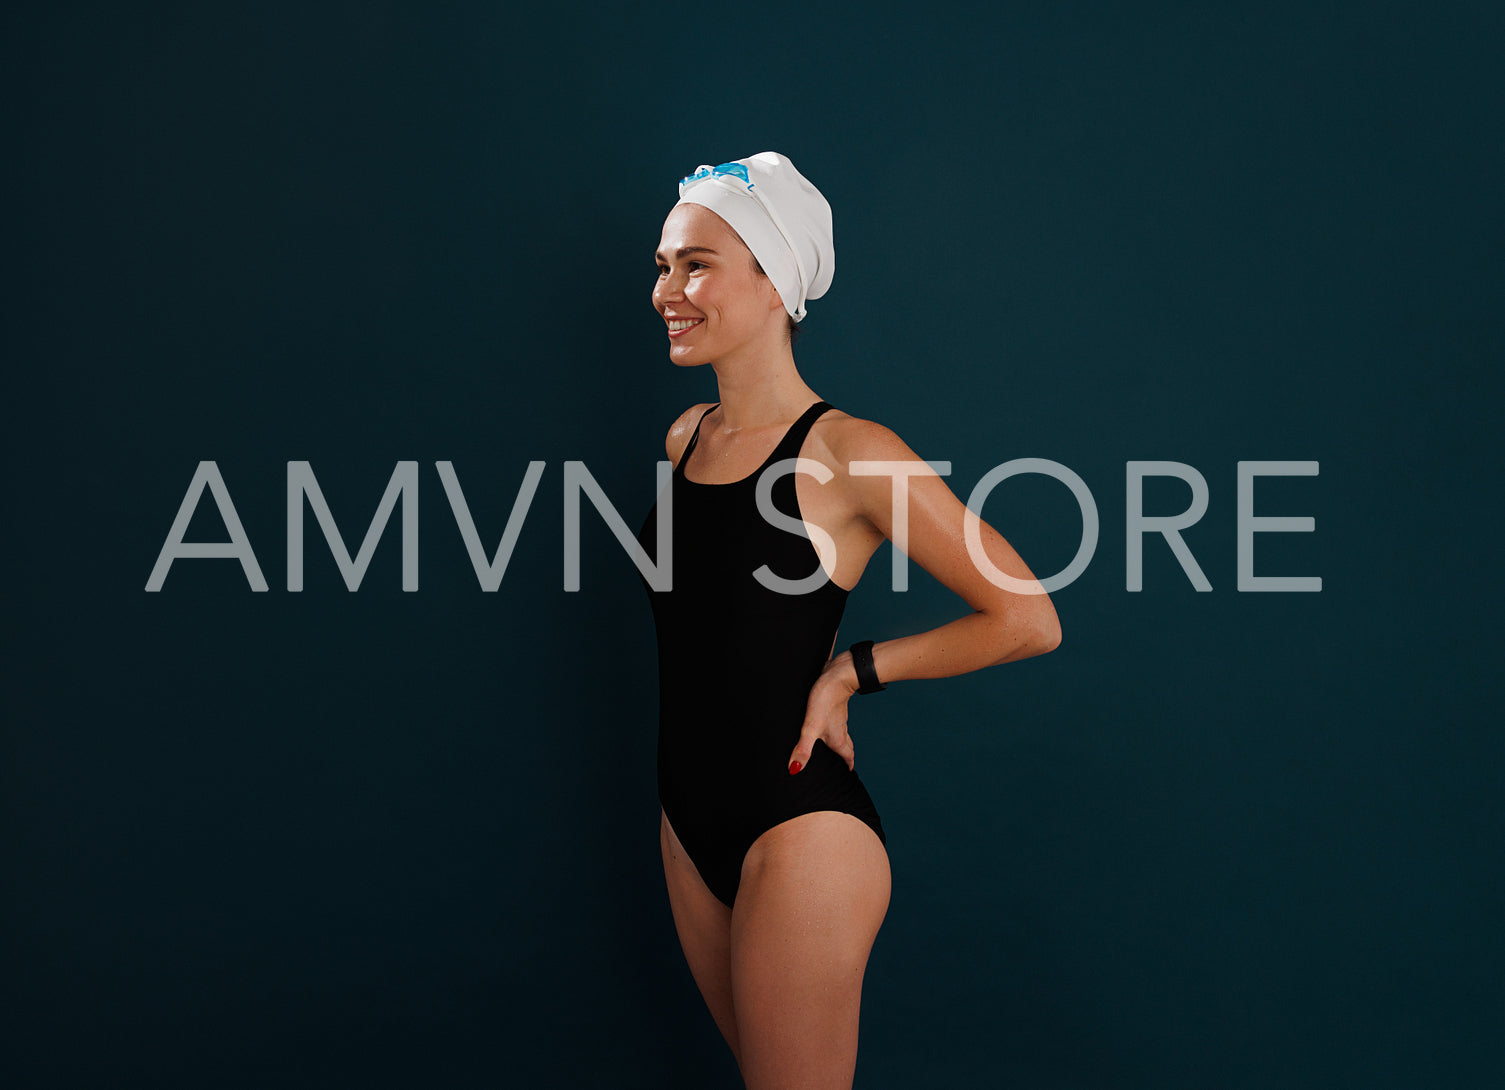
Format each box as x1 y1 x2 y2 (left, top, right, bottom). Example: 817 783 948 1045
636 152 1061 1090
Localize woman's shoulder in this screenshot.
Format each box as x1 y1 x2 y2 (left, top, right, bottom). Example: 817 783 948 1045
814 406 924 468
662 402 719 465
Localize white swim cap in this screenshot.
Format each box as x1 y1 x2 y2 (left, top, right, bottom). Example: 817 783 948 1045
674 151 834 322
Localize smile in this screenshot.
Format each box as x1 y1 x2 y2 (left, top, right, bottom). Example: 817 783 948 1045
667 318 704 337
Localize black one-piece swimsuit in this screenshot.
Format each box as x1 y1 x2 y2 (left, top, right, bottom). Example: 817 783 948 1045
636 400 887 910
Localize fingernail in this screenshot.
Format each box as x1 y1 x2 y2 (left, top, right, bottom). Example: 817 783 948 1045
788 760 802 775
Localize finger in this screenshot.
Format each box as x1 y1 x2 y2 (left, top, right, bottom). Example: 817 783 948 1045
832 731 856 771
787 724 821 775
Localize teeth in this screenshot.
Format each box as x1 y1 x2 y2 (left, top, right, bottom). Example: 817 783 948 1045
668 318 703 331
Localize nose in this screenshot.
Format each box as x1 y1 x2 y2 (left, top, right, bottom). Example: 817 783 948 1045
653 267 685 310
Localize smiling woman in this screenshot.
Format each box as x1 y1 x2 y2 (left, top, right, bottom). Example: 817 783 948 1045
635 152 1062 1090
652 212 783 370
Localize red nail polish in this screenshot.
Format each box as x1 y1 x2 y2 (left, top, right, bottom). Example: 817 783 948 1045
788 760 802 775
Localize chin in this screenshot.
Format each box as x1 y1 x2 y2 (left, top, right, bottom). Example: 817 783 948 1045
668 347 708 368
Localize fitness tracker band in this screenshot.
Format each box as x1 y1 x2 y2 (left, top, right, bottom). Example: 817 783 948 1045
849 640 887 694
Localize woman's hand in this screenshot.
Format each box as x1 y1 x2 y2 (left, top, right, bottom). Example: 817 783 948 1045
788 652 861 775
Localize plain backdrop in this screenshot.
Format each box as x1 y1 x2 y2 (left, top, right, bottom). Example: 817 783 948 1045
6 3 1502 1087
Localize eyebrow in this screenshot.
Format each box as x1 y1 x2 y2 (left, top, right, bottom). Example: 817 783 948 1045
654 246 720 261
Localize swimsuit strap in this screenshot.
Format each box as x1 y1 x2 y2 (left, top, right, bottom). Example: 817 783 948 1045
768 400 834 464
676 403 720 476
677 399 834 482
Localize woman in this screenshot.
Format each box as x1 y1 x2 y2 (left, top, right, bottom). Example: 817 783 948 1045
636 152 1061 1090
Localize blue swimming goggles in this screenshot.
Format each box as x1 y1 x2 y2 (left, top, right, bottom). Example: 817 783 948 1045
680 162 753 189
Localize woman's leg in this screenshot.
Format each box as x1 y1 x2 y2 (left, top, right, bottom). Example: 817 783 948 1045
730 811 892 1090
659 808 741 1066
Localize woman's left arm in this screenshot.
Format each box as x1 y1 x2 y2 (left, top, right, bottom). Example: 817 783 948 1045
840 418 1062 682
789 418 1062 774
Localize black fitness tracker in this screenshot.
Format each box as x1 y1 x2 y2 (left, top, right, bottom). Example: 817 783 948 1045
849 640 887 694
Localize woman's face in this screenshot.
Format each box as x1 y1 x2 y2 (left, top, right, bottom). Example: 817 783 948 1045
653 202 784 366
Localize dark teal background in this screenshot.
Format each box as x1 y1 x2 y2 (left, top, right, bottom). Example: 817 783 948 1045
7 3 1501 1087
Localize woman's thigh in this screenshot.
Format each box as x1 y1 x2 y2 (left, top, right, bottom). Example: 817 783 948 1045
730 811 892 1090
659 808 741 1064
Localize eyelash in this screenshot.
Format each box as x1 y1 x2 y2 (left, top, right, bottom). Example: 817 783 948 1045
657 261 707 275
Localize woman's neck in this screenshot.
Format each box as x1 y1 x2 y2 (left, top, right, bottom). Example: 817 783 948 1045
709 345 818 432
